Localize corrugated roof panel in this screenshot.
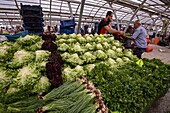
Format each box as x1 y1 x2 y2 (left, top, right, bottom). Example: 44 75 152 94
0 0 169 29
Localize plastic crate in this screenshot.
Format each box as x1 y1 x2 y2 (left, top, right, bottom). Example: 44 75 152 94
28 29 44 34
60 18 76 28
60 27 75 34
23 17 42 23
22 15 42 18
6 30 28 41
21 12 42 17
21 5 42 11
23 21 44 24
22 10 42 16
23 23 44 27
24 26 43 30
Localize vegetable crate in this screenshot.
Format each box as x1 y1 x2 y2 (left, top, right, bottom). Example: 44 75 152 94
60 18 75 34
60 18 76 28
20 3 44 34
60 26 75 34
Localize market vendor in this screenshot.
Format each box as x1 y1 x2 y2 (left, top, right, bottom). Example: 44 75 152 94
123 20 147 59
97 11 123 35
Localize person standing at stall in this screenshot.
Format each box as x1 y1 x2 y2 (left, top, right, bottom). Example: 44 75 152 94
123 20 147 59
124 26 134 48
97 11 123 35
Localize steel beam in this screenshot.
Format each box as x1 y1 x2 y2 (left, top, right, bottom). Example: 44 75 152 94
136 15 140 20
120 13 129 21
5 13 12 26
151 16 162 36
68 2 73 18
0 5 153 19
115 0 170 17
77 0 86 34
88 7 95 17
44 17 99 23
14 0 22 24
75 4 80 15
55 0 154 18
100 9 107 18
2 0 170 19
124 0 147 32
39 0 41 5
162 19 169 36
60 1 63 17
140 17 147 21
153 6 169 25
92 3 107 22
49 0 52 26
147 14 156 32
145 18 152 23
107 1 120 30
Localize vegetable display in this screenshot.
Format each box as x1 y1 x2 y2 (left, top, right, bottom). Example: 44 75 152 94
86 58 170 113
0 33 170 113
42 34 64 88
56 34 170 113
38 77 108 113
0 35 51 103
1 77 108 113
55 33 138 81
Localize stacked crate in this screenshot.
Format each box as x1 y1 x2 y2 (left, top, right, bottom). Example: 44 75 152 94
20 4 44 34
60 18 76 34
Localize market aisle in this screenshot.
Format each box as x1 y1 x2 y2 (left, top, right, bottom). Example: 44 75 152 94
142 44 170 64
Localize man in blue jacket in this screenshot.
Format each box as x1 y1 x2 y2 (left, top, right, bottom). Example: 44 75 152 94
123 20 147 59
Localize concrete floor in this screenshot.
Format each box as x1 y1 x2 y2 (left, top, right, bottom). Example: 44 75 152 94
142 44 170 113
142 44 170 64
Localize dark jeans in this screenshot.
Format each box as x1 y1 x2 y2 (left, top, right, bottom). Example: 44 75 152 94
133 48 146 59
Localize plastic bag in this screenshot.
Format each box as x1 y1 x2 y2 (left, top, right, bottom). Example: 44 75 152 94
145 46 153 52
0 35 8 42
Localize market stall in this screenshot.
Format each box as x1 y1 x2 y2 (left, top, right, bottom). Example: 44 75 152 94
0 33 170 113
0 0 170 113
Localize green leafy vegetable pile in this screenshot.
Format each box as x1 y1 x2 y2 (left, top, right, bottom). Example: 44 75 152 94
86 58 170 113
55 33 138 81
1 33 170 113
0 35 51 104
1 77 108 113
38 77 108 113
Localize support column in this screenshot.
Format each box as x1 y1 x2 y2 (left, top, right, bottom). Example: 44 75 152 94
75 4 80 15
77 0 85 34
49 0 52 26
14 0 22 25
147 14 155 33
5 13 12 27
151 6 169 35
121 13 129 21
39 0 41 6
162 19 169 37
114 11 120 30
68 2 73 18
136 15 140 20
107 1 120 30
92 3 107 22
124 0 147 32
